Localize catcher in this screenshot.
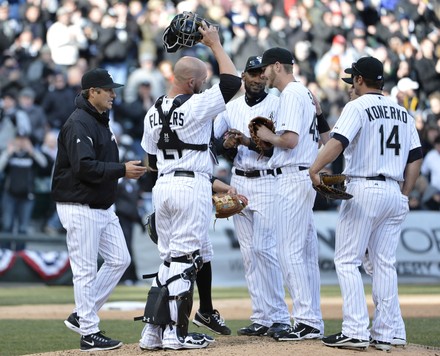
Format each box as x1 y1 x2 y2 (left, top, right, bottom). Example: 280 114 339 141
144 174 248 338
146 177 248 244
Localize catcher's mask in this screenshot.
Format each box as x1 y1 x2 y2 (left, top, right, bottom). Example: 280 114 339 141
162 11 218 53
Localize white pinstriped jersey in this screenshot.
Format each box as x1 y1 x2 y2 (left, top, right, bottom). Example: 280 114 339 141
214 93 279 170
332 93 421 181
141 84 225 175
421 148 440 191
268 81 318 169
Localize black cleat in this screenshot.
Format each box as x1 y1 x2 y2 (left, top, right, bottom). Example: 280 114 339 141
64 313 80 334
274 322 322 341
237 323 269 336
267 323 291 337
322 332 369 349
193 309 231 335
80 331 122 352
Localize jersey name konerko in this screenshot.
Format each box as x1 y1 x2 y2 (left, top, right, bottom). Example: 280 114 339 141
332 93 421 181
268 81 319 169
214 93 279 170
141 84 225 175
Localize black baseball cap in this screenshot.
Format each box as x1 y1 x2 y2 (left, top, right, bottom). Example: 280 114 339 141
253 47 295 68
344 56 384 81
341 76 353 85
81 68 124 90
244 56 263 72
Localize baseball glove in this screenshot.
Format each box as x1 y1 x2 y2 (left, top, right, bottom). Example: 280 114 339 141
145 212 158 245
212 193 247 219
248 116 275 159
313 173 353 200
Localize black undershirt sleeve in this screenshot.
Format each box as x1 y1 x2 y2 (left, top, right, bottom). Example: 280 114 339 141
147 154 157 170
407 147 423 163
218 74 242 104
332 133 349 149
317 113 330 134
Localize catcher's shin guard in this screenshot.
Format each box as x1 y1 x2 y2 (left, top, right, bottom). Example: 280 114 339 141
174 286 194 341
139 262 170 349
163 253 203 349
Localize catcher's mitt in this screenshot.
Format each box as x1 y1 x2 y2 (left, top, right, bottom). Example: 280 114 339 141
212 193 247 219
313 173 353 200
145 212 158 245
162 11 218 53
248 116 275 159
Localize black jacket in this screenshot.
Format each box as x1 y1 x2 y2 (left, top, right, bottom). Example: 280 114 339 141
51 94 125 209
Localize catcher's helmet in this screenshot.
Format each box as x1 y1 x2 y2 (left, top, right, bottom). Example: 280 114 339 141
162 11 218 53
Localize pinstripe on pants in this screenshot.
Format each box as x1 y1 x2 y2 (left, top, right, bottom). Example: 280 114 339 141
57 202 130 336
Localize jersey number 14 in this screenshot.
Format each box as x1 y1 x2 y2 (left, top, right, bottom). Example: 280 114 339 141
379 124 400 156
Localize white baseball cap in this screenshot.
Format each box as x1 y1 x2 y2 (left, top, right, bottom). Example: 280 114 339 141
397 77 419 92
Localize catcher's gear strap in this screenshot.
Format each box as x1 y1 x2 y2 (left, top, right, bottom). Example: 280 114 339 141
136 255 200 324
156 95 208 152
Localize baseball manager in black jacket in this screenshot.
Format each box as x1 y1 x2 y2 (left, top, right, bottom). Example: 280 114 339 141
52 68 146 352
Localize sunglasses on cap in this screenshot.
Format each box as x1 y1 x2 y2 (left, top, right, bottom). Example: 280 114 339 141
351 62 364 77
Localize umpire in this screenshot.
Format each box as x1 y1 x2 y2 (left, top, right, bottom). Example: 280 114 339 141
51 68 146 351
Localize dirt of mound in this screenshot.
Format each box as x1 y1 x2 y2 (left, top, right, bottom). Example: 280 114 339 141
28 337 440 356
4 295 440 356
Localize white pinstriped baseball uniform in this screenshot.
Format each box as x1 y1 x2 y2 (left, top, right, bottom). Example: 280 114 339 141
57 203 130 335
269 81 323 332
332 93 421 342
140 84 225 349
214 92 291 328
362 253 406 342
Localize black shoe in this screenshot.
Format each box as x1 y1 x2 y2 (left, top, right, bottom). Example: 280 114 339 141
274 322 322 341
322 332 369 349
64 313 80 334
266 323 291 337
237 323 269 336
193 309 231 335
80 331 123 351
370 339 391 351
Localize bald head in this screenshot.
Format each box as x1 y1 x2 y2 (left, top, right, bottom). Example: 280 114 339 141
174 56 207 83
168 56 208 95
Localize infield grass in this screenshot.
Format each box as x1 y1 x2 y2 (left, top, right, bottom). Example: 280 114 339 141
0 284 439 355
1 283 440 305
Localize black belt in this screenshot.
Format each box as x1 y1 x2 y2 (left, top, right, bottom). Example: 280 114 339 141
234 167 282 178
234 166 307 178
171 250 200 263
366 175 386 181
160 170 195 178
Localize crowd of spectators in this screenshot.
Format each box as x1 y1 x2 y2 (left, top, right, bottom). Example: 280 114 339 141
0 0 439 243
